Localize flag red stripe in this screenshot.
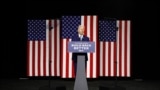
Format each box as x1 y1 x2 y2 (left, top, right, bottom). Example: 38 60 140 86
90 16 93 78
32 41 35 76
66 39 69 78
27 41 29 76
60 39 63 77
124 21 127 76
119 21 122 76
43 41 46 76
54 20 57 76
38 41 41 76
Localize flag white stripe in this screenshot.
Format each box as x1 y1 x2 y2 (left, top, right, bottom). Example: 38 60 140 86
46 20 49 76
81 16 84 25
111 42 114 76
105 43 109 76
29 41 32 76
51 20 55 76
35 41 38 76
57 20 60 76
62 39 66 78
100 42 103 76
40 41 43 76
127 21 131 77
121 21 125 77
93 16 97 78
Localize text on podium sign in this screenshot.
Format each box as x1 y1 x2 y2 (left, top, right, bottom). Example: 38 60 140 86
68 41 95 53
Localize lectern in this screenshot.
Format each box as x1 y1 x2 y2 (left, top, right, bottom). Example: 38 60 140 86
68 41 95 90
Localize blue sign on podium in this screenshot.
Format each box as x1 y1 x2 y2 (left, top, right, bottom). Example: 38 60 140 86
68 41 95 53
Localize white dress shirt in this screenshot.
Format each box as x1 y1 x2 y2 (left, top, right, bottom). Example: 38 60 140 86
79 34 83 41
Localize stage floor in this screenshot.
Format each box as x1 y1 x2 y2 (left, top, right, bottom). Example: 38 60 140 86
0 78 160 90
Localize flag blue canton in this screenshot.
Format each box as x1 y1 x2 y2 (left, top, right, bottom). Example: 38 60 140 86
99 20 116 42
27 20 46 40
61 16 81 38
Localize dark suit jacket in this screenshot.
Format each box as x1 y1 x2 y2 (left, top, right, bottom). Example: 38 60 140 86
71 34 90 62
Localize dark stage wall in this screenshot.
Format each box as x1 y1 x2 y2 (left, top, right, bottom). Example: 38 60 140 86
2 0 158 80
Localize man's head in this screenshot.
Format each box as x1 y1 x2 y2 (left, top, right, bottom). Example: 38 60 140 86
78 25 85 35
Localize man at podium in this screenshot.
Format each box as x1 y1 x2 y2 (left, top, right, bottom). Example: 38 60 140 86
71 25 90 76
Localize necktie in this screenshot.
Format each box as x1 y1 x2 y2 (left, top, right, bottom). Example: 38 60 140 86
80 35 82 41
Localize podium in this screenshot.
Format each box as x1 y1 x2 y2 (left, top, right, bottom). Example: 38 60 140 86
68 41 95 90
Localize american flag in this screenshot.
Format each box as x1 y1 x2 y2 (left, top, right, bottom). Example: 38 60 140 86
99 20 131 77
27 20 60 76
27 18 131 78
61 15 98 78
